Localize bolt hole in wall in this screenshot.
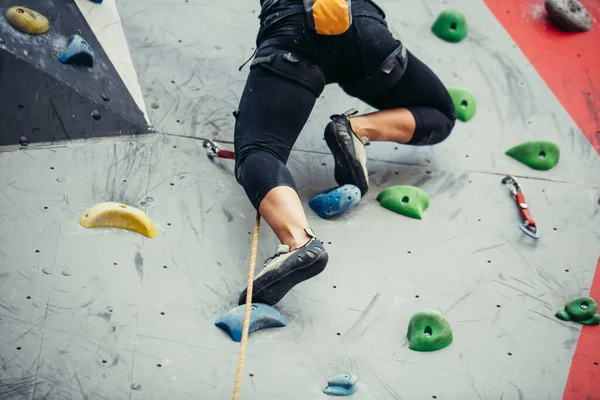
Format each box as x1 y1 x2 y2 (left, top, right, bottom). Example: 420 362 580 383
157 364 162 367
16 347 21 350
26 296 31 299
160 312 165 315
496 304 501 308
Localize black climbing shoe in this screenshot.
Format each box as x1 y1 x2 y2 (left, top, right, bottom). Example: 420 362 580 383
238 228 328 306
324 109 370 196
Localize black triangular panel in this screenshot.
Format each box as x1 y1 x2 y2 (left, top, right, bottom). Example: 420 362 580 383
0 1 150 146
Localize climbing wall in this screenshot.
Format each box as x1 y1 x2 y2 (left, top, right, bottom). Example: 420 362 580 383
0 0 599 399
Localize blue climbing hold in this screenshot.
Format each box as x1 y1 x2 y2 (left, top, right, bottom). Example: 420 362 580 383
214 303 288 342
323 372 358 396
58 35 94 67
309 184 361 219
88 0 103 3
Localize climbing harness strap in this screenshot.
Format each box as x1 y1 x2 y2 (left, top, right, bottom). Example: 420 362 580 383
232 212 261 399
203 139 235 160
304 0 352 35
204 138 258 399
501 176 539 239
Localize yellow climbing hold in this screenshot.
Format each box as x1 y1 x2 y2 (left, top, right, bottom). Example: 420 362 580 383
5 6 49 35
79 202 158 238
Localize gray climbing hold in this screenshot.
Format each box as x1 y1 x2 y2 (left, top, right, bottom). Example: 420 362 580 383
151 102 159 109
101 93 110 101
214 303 288 342
61 268 72 276
545 0 591 32
19 136 29 146
92 110 102 120
130 383 142 390
41 267 53 275
0 37 5 44
58 35 95 67
323 372 358 396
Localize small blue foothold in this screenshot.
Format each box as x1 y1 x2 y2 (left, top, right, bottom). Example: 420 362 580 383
323 372 358 396
89 0 103 3
58 35 94 67
214 303 288 342
309 185 361 219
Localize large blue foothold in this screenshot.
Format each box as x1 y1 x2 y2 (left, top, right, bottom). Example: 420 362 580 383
214 303 288 342
323 372 358 396
309 185 361 219
58 35 94 67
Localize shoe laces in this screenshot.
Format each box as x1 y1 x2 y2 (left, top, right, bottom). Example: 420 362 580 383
263 244 290 266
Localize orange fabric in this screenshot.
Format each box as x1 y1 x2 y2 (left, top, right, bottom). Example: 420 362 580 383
312 0 350 35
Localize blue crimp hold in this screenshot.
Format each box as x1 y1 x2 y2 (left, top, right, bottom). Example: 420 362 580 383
214 303 288 342
58 35 94 67
309 184 361 219
323 372 358 396
88 0 103 3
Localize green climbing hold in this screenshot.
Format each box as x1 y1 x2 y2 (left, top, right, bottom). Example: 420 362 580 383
555 297 600 326
448 88 476 122
407 309 453 352
376 185 429 220
5 6 49 35
431 10 468 43
505 140 560 170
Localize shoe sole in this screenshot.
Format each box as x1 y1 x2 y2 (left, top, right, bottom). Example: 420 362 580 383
324 122 369 196
239 251 328 306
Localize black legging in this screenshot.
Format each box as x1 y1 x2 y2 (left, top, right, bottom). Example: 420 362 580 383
234 0 457 210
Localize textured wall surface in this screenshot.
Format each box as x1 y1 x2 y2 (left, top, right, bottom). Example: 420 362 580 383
0 0 599 399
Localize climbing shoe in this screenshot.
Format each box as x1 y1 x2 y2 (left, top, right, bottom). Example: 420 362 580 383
238 228 328 306
324 109 370 196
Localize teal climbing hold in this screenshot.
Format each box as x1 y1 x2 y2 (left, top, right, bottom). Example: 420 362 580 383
448 88 476 122
214 303 288 342
555 297 600 326
431 9 468 43
59 35 94 67
323 372 358 397
309 185 361 219
505 140 560 170
376 185 429 220
407 309 453 352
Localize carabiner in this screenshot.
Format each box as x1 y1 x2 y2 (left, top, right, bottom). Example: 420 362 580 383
203 139 235 160
502 176 539 239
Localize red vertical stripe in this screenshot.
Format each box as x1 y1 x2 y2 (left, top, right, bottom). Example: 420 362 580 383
483 0 600 154
561 257 600 399
482 1 600 398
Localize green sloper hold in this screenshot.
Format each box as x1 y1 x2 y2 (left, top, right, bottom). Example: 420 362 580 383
376 185 429 220
407 309 453 352
448 88 476 122
431 10 468 43
555 297 600 326
505 140 560 170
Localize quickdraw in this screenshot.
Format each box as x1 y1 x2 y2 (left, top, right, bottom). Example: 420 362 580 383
501 176 539 239
203 139 235 160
